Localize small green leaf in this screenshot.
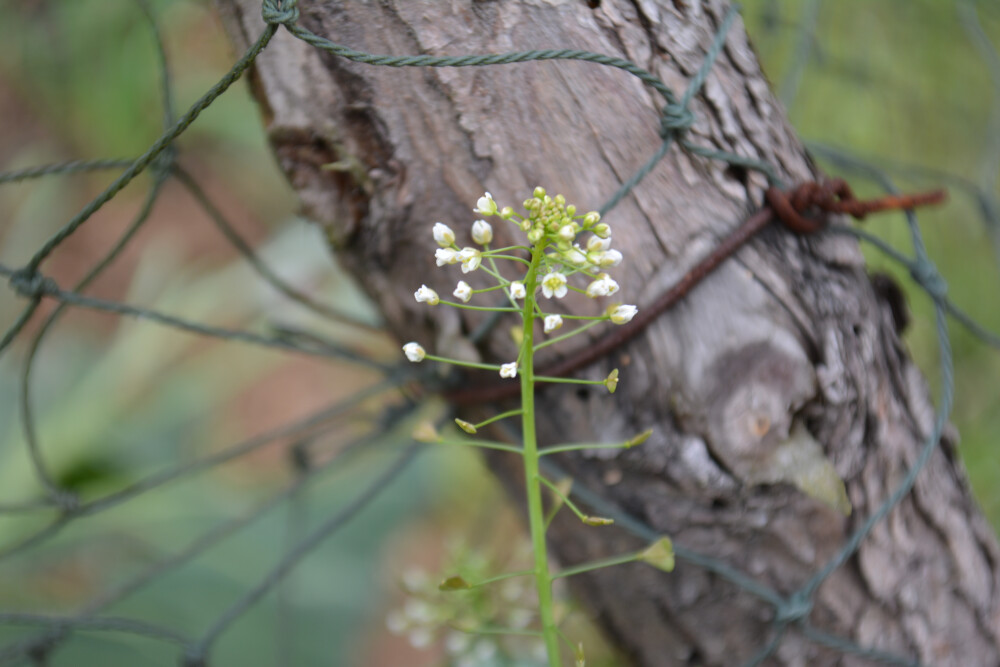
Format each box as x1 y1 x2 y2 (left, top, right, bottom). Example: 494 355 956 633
638 537 675 572
438 575 472 591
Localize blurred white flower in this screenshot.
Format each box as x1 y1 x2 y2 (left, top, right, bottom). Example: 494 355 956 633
436 247 460 266
500 362 518 378
454 280 473 303
473 192 497 216
510 281 527 299
610 304 638 324
402 342 425 362
543 314 563 333
433 222 455 247
471 219 493 245
414 284 440 305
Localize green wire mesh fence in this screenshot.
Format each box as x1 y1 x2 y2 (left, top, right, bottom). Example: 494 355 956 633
0 0 998 665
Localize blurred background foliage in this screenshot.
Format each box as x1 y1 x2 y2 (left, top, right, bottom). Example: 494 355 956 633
0 0 997 665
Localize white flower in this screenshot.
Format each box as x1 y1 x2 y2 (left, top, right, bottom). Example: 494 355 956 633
386 610 408 634
586 273 619 298
432 222 455 247
402 342 426 362
473 192 497 216
543 314 563 333
557 225 575 241
457 247 482 273
471 219 493 245
597 248 623 267
540 271 568 299
414 284 440 305
509 281 526 299
565 244 588 266
435 247 460 266
453 280 472 303
587 235 611 252
408 628 433 649
610 304 638 324
500 362 518 378
445 632 471 656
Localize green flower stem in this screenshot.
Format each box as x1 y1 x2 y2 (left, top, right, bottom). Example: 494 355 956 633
485 245 532 253
437 300 520 312
484 254 531 265
422 354 504 371
474 408 524 429
537 475 589 523
460 626 544 638
533 318 605 352
533 375 606 386
484 255 520 311
434 438 524 454
520 241 562 666
466 568 534 589
539 441 631 456
552 552 642 580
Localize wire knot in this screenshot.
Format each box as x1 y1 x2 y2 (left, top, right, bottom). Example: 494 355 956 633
659 103 695 138
910 260 948 301
55 490 81 515
774 591 813 624
9 269 57 300
261 0 299 27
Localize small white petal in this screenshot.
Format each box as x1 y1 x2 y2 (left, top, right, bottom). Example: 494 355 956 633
509 281 527 299
471 219 493 245
435 247 460 266
473 191 497 216
540 271 568 299
457 247 482 273
445 632 471 655
402 342 426 362
453 280 472 303
610 304 638 324
414 284 440 305
386 610 408 634
500 362 518 378
598 249 623 267
543 314 563 333
557 225 575 241
587 235 611 252
586 273 619 298
432 222 455 247
565 244 588 266
408 628 433 649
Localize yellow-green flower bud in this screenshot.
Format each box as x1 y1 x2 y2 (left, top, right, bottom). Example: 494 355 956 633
592 222 611 238
500 206 514 219
533 186 546 198
584 211 601 226
454 418 477 435
527 227 545 243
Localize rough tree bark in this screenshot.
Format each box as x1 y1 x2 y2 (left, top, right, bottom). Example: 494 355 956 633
216 1 1000 665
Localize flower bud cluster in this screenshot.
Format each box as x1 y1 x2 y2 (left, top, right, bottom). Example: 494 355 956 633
404 189 638 377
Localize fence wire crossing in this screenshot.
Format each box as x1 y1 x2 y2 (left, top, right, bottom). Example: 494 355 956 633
0 0 998 665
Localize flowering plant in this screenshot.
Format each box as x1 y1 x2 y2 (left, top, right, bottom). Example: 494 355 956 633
402 188 672 666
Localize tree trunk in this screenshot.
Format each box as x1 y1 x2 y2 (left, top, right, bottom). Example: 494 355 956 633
215 1 1000 664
